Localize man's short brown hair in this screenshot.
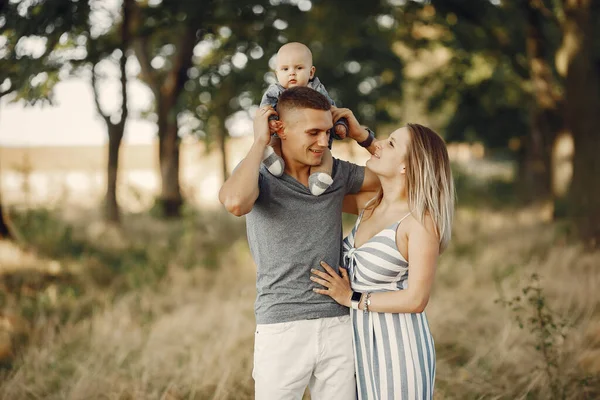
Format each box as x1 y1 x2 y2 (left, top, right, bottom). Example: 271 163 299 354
277 86 331 119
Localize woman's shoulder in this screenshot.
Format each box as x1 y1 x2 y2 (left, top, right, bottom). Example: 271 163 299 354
405 211 439 242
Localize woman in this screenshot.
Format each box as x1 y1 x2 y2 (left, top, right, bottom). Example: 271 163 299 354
311 123 455 399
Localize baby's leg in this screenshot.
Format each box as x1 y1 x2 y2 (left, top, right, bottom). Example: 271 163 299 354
262 135 285 177
308 148 333 196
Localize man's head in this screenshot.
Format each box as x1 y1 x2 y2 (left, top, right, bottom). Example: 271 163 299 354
275 42 316 88
275 87 332 169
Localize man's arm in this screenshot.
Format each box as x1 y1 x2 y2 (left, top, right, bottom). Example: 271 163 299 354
218 106 276 216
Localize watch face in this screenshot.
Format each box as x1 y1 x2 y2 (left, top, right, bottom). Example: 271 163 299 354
351 291 362 302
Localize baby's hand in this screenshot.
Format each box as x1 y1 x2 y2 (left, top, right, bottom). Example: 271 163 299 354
334 124 347 139
268 119 280 134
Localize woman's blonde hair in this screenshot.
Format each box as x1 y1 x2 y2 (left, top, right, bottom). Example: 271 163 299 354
366 123 455 252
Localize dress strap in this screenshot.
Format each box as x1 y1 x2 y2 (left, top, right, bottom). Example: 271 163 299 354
397 211 412 224
357 208 367 225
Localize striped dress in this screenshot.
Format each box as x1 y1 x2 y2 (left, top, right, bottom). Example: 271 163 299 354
343 212 436 400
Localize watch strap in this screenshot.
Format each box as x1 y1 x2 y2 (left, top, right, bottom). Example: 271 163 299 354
350 291 362 310
358 127 375 148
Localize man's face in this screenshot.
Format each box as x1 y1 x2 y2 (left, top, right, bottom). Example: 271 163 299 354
280 108 333 167
275 47 315 88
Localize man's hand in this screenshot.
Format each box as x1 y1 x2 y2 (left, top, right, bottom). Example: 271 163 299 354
254 105 278 146
331 106 369 143
219 105 277 217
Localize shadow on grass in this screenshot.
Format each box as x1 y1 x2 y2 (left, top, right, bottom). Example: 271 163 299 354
9 205 247 282
0 205 248 364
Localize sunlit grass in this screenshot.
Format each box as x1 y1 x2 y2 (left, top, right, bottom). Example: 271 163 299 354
0 194 599 399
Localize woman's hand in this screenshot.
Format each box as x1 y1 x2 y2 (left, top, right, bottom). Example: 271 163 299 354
330 106 368 143
311 261 353 308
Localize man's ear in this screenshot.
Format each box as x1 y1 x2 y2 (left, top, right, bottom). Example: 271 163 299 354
273 120 285 139
310 66 316 79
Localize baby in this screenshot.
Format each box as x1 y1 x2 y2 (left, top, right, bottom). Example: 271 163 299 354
260 42 348 196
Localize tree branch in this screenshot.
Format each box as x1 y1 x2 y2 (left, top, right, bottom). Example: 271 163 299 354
91 63 111 126
161 24 197 100
130 2 159 100
118 0 132 132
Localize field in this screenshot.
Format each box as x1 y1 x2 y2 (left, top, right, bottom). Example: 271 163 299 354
0 144 598 399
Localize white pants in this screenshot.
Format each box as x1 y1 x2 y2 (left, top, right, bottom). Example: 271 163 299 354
253 315 356 400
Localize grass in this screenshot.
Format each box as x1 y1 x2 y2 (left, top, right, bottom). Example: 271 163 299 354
0 182 599 399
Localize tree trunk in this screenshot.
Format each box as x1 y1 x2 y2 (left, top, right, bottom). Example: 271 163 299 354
157 112 182 217
0 202 13 240
561 0 600 247
105 126 124 223
133 11 198 218
0 103 13 240
92 0 130 224
218 119 228 182
520 0 563 203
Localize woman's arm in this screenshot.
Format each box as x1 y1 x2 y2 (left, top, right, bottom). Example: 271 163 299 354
359 215 439 313
331 106 380 215
312 214 440 313
331 107 378 156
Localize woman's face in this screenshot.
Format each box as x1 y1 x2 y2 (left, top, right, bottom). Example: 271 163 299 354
366 127 411 178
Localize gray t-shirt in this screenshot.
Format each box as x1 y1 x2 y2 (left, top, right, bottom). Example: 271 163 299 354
246 158 365 324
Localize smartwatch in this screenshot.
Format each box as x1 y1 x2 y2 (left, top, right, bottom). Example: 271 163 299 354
350 291 362 310
358 127 375 148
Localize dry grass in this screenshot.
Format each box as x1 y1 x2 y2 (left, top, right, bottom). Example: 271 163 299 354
0 204 598 399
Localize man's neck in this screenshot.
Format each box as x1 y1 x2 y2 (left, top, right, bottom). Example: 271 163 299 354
283 158 312 186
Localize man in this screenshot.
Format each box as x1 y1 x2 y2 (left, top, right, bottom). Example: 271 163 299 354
219 86 378 399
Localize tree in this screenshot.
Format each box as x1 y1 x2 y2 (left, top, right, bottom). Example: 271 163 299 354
559 0 600 247
0 0 91 237
396 1 567 200
0 0 91 102
87 0 132 223
0 104 13 239
280 0 406 131
188 29 280 183
397 1 560 199
0 200 11 239
129 0 274 217
398 0 599 245
189 0 407 185
521 0 564 201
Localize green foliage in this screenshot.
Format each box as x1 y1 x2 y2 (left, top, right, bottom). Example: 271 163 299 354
0 0 91 103
189 0 406 147
496 273 596 399
396 0 562 149
14 208 84 257
283 1 405 128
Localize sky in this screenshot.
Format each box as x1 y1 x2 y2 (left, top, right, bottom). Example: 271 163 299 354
0 79 157 147
0 77 254 148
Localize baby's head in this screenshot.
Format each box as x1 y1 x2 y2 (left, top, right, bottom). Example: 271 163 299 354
275 42 316 89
